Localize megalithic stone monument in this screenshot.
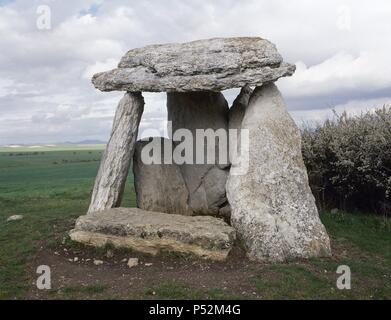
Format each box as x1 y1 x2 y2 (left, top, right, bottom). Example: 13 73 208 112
71 37 331 262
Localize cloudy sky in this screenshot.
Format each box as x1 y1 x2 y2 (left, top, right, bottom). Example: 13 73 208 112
0 0 390 144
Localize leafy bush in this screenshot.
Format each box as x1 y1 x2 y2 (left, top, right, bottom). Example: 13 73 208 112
301 106 391 214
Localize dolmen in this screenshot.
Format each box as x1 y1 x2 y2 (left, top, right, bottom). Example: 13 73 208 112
70 37 331 262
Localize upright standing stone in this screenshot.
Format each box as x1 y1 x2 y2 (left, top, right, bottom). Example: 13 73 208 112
133 137 193 215
226 83 331 262
88 92 144 214
167 92 229 215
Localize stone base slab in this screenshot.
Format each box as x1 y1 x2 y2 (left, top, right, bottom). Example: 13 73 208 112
69 207 236 261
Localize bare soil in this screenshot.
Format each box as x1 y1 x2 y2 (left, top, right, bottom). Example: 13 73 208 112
25 242 264 299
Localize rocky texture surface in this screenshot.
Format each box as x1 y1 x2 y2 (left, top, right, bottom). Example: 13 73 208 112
167 91 229 215
127 258 139 268
88 92 144 214
228 85 253 166
228 85 253 132
93 259 103 266
133 137 193 215
70 207 236 261
226 83 331 262
6 215 23 222
92 37 295 92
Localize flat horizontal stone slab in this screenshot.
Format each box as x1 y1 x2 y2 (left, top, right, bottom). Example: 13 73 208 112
92 37 295 92
69 207 236 261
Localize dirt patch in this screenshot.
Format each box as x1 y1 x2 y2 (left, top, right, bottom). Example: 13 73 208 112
25 242 263 299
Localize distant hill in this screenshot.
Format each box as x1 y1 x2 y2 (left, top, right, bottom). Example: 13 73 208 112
63 140 106 145
1 140 106 148
0 141 106 152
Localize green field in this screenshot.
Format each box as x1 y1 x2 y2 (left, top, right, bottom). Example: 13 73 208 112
0 144 105 153
0 148 390 299
0 147 135 298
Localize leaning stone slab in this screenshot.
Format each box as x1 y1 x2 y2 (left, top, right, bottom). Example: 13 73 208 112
70 208 236 261
92 37 295 92
228 85 253 167
88 92 144 214
226 83 331 262
228 85 253 132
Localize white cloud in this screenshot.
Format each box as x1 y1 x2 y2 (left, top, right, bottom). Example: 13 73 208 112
279 51 391 99
31 104 91 124
83 58 118 79
0 78 16 97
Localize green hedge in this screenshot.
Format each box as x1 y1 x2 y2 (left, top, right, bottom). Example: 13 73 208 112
301 106 391 214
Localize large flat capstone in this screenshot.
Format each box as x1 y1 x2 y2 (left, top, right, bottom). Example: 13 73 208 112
70 207 236 261
92 37 295 92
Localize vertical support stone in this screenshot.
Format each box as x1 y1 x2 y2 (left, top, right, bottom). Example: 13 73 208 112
133 137 193 216
167 91 229 216
226 83 331 262
88 92 144 214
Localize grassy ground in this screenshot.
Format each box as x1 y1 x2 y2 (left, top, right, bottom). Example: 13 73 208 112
0 148 390 299
0 144 105 153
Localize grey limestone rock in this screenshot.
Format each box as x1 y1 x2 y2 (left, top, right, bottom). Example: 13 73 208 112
226 83 331 262
133 137 193 216
92 37 295 92
167 91 229 215
70 207 236 261
88 92 144 214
